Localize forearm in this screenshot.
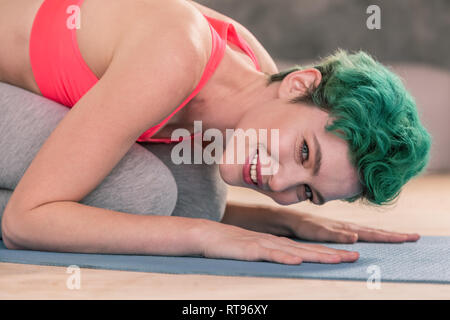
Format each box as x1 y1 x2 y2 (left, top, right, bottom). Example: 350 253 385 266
221 203 297 237
3 201 209 255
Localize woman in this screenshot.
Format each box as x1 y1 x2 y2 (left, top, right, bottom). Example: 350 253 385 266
0 0 430 265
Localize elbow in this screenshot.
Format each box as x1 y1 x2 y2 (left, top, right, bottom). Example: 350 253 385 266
1 206 29 250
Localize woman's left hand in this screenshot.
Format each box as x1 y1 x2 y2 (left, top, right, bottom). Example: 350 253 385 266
287 212 420 243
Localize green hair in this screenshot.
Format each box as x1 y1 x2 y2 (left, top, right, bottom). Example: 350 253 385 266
268 49 431 205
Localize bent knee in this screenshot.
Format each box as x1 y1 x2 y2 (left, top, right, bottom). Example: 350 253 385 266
171 162 228 222
136 143 228 221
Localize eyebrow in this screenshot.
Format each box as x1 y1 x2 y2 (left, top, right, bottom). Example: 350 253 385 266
312 133 325 205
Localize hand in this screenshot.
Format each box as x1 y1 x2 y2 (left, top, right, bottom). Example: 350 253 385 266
197 220 360 265
287 212 420 244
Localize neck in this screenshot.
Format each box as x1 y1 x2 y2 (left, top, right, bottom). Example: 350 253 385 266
179 63 280 136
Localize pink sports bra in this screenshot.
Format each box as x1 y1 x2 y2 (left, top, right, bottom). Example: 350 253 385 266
29 0 261 143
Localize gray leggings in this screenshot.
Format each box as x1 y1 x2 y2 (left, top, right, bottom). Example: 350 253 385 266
0 82 227 236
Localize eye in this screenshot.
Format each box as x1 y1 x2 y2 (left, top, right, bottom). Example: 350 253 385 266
301 140 309 162
305 184 313 201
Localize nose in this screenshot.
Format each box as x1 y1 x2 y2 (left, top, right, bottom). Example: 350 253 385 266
268 165 305 193
267 175 287 193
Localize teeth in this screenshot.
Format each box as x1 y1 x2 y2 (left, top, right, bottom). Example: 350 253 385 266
251 153 258 165
249 152 258 184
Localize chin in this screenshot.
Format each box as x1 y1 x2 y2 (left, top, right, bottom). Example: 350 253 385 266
272 197 299 206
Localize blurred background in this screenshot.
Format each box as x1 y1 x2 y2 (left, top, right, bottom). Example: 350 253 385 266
197 0 450 173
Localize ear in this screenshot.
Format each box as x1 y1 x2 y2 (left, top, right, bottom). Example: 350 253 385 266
278 68 322 101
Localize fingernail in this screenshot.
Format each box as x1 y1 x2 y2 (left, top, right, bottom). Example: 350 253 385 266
348 252 359 261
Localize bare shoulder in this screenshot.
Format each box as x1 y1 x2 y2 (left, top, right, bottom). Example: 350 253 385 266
185 0 279 74
113 0 213 88
97 1 213 135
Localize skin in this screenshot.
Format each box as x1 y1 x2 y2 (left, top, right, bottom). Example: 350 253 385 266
0 0 418 265
218 68 363 205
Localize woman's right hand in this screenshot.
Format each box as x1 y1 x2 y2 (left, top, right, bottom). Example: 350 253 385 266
196 220 360 265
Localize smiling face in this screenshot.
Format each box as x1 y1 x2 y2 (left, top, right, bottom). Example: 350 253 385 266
218 69 363 205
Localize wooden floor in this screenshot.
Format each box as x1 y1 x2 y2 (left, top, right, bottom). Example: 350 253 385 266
1 173 450 299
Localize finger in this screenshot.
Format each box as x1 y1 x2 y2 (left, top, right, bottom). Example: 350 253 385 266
342 224 421 243
369 228 421 242
283 247 343 264
406 233 421 242
259 248 303 265
277 237 359 262
260 240 347 264
315 226 358 243
355 228 412 243
299 244 359 262
235 241 302 265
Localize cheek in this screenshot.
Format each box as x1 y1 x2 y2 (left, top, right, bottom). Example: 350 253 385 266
263 125 297 167
237 103 293 134
279 130 297 160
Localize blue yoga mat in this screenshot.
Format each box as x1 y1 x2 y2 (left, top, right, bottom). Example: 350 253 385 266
1 236 449 284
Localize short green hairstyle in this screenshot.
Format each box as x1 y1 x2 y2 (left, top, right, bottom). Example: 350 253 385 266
268 49 431 205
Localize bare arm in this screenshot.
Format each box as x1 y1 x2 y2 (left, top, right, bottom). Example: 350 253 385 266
221 202 302 237
1 9 210 254
222 203 421 244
